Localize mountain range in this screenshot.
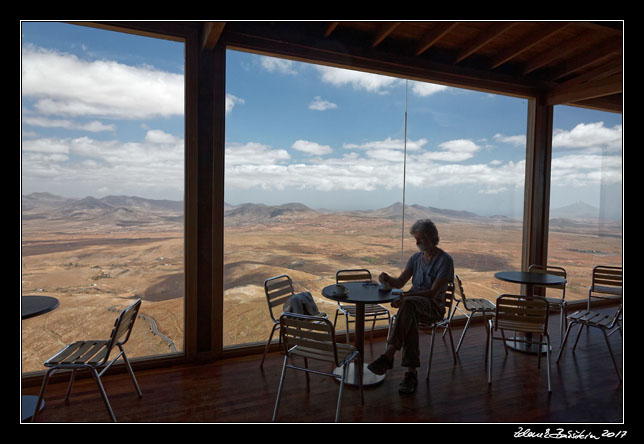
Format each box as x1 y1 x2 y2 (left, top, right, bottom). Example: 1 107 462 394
22 192 617 225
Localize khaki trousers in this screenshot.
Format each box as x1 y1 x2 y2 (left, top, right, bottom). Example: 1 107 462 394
388 296 444 368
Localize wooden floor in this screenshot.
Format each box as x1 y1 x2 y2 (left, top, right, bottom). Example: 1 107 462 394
22 304 624 424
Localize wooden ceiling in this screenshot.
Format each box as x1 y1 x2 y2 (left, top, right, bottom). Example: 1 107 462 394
207 21 622 113
86 20 622 113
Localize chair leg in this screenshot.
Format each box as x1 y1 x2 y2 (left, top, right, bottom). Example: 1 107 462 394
537 335 542 370
447 325 457 363
545 334 551 392
345 315 351 344
120 347 143 397
91 368 117 422
559 302 568 346
272 355 288 422
442 301 458 338
304 357 310 391
64 369 77 402
455 312 473 353
426 326 437 381
260 323 279 368
557 321 575 362
357 354 364 405
500 329 509 355
31 367 56 422
602 329 622 382
335 363 347 422
487 321 494 385
484 316 490 363
572 322 584 351
369 316 376 341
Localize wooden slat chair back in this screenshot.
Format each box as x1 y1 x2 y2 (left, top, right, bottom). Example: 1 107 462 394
32 299 143 422
272 313 363 422
259 274 296 368
588 266 622 308
488 295 552 392
265 274 295 322
557 304 623 381
451 274 496 356
528 264 568 344
336 268 372 284
334 268 391 343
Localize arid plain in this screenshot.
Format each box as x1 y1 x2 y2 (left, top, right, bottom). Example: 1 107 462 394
21 193 622 373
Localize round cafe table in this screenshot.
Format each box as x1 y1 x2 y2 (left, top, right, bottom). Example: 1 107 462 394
322 282 400 386
494 271 566 354
22 295 59 421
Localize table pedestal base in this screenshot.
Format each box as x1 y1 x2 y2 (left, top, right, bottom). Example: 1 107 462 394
505 337 551 354
333 363 385 387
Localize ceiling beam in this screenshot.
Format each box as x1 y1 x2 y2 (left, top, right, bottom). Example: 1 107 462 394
224 27 542 99
547 72 622 106
202 22 226 50
490 22 570 69
414 22 459 56
546 36 622 81
324 22 339 37
455 22 517 64
371 22 401 48
521 30 597 75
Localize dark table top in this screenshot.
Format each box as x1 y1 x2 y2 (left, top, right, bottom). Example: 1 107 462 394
321 282 401 304
22 295 60 319
494 271 566 287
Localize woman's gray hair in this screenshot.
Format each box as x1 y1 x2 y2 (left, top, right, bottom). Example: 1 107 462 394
410 219 440 245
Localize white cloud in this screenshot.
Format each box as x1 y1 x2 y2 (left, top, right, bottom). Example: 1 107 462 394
259 56 298 75
309 96 337 111
419 139 482 162
316 65 399 94
551 153 622 187
144 129 181 144
493 133 525 147
22 116 115 133
410 81 448 97
21 130 185 198
292 140 333 155
226 94 245 114
21 45 184 119
225 142 291 166
223 135 526 195
343 137 426 152
552 122 622 152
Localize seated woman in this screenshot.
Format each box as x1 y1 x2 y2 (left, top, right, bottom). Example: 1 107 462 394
368 218 454 394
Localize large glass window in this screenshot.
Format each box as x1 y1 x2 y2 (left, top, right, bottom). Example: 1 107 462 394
21 22 185 373
223 50 527 348
547 106 622 301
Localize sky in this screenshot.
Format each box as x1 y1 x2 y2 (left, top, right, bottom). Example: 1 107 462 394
21 22 623 219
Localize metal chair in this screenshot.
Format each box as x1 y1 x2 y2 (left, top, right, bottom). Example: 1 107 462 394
333 269 391 343
557 304 622 381
272 313 364 422
528 264 568 345
260 274 326 368
32 299 143 422
587 265 622 309
420 280 457 380
488 295 552 392
451 274 496 356
388 280 457 381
